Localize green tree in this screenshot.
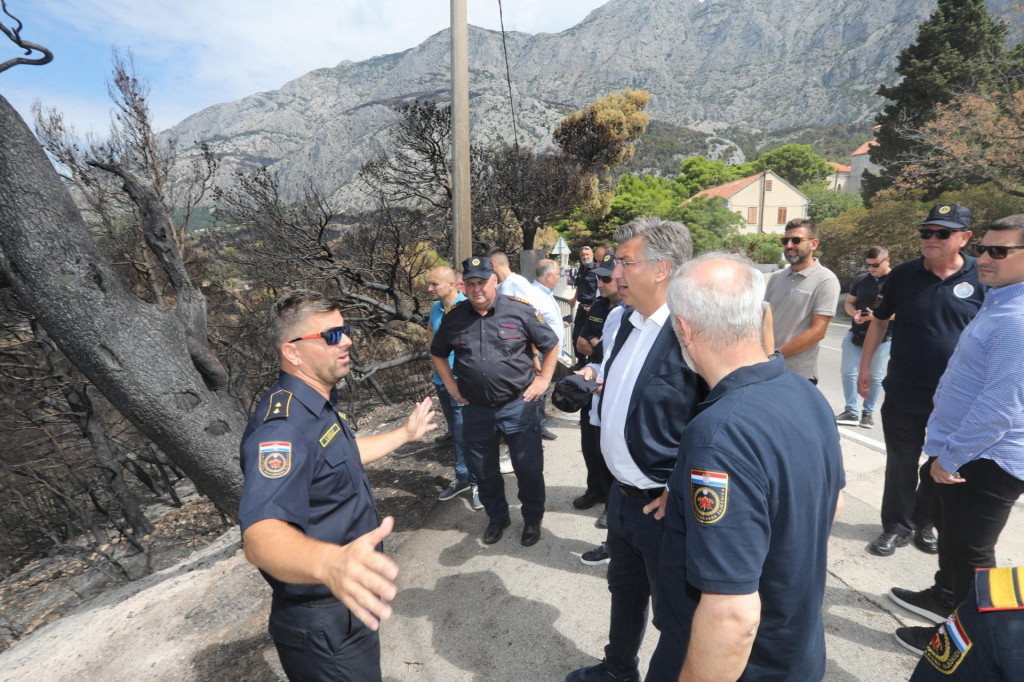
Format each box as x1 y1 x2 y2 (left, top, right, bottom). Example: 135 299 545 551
751 144 832 188
806 188 863 223
674 156 747 197
675 197 744 254
722 233 783 265
868 0 1009 197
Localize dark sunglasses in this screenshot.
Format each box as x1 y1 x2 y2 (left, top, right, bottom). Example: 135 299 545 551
973 243 1024 259
780 237 809 245
865 258 888 268
290 325 351 346
919 228 966 240
598 275 613 283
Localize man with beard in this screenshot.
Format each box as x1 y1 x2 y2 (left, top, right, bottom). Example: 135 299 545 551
239 290 436 681
763 218 841 384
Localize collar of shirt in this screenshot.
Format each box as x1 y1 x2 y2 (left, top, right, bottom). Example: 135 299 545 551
533 280 554 295
787 258 821 279
700 355 787 410
628 302 670 329
912 253 977 279
444 291 467 313
276 371 334 415
985 278 1024 305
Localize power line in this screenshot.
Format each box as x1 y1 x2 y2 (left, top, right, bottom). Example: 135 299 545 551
497 0 520 151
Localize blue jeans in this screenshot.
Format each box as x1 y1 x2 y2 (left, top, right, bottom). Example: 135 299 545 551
840 330 890 413
434 383 472 485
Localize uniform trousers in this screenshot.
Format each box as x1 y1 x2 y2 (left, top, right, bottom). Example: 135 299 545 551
579 398 612 497
880 384 936 536
463 396 545 524
434 383 472 485
933 458 1024 608
571 303 592 364
269 596 381 682
604 484 665 678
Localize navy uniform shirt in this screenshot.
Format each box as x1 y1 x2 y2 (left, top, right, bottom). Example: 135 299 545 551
872 255 983 392
575 262 599 304
653 356 845 681
239 372 378 601
430 295 558 406
848 271 892 342
578 296 612 365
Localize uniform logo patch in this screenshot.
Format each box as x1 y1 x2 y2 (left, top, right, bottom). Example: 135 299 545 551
259 442 292 479
924 611 972 674
953 282 975 299
690 469 729 524
471 258 481 266
320 423 340 447
938 205 952 214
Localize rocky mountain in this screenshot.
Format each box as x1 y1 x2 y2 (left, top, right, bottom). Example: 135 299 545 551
167 0 1023 201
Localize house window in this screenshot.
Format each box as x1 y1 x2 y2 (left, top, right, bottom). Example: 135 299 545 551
765 179 773 191
777 207 788 224
747 207 757 224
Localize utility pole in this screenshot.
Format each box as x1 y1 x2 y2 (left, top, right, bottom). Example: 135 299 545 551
450 0 472 264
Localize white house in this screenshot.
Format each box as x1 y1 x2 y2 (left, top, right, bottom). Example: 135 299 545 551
689 169 809 235
825 162 851 191
847 139 881 195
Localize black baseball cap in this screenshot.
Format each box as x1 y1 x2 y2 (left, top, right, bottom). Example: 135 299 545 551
922 204 971 230
593 253 616 277
462 256 495 280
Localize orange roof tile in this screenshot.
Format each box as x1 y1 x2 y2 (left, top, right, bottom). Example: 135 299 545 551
690 172 763 200
852 140 878 156
827 162 851 173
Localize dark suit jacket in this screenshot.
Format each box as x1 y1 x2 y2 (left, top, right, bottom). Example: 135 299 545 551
601 309 704 484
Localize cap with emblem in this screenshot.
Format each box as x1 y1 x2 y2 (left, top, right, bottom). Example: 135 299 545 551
593 253 616 277
922 204 971 230
552 374 599 413
461 256 494 280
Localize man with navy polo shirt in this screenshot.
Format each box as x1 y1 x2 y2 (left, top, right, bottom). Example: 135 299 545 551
647 253 845 682
239 290 436 681
859 204 984 557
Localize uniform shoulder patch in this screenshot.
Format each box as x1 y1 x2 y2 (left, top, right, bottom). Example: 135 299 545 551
924 611 972 674
264 389 292 422
690 469 729 524
258 442 292 479
975 566 1024 611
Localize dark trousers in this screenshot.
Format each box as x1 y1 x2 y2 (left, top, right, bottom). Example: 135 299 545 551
933 458 1024 607
603 484 665 677
880 387 935 535
572 304 591 363
580 399 611 496
269 597 381 682
463 396 545 523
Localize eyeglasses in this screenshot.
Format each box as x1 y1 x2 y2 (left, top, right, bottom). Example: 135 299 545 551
289 325 351 346
613 258 654 268
780 237 811 245
973 243 1024 259
919 228 966 240
865 258 888 268
598 275 613 283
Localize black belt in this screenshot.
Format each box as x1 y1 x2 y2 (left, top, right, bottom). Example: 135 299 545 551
616 481 665 500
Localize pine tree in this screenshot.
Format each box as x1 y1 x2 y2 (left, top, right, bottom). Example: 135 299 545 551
866 0 1008 198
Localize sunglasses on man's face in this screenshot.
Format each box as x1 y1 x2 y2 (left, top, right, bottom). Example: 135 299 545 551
598 275 613 283
919 228 966 240
865 258 888 268
973 243 1024 259
780 237 810 245
289 325 351 346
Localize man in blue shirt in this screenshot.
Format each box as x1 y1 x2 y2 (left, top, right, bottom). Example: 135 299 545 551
427 265 479 509
890 215 1024 655
647 252 845 681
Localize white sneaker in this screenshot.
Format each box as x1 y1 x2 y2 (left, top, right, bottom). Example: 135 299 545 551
499 452 514 474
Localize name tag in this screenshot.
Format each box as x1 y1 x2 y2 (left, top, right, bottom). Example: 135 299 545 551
320 423 340 447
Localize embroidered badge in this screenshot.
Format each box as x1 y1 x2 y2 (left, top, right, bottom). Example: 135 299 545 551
258 442 292 479
953 282 975 299
535 310 547 325
873 294 884 309
320 423 340 447
471 258 481 266
690 469 729 524
509 295 531 305
924 611 972 674
938 205 952 214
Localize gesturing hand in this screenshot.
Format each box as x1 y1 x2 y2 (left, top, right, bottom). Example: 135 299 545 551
321 517 400 630
404 397 437 442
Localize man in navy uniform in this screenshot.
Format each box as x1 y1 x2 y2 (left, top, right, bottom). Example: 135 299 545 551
239 289 436 682
431 256 559 546
647 253 845 681
859 204 983 557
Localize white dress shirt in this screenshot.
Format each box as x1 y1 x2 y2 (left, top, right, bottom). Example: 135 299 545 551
532 280 565 347
588 303 625 427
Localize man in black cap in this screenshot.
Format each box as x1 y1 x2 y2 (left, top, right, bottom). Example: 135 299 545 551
431 256 560 546
858 204 983 558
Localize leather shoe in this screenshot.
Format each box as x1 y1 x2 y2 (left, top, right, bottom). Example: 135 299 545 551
868 530 911 556
573 489 606 509
540 428 558 441
483 518 511 544
914 527 939 554
521 522 542 547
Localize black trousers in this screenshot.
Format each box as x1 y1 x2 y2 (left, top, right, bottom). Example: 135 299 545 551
269 597 381 682
933 458 1024 607
580 398 611 496
880 385 936 535
571 303 592 363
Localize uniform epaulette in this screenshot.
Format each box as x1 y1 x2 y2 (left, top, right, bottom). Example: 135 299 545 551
264 389 293 422
976 566 1024 611
448 299 467 312
507 295 531 305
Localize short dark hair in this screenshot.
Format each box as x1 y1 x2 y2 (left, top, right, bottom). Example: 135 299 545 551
865 245 889 260
986 215 1024 244
267 290 341 348
785 217 819 239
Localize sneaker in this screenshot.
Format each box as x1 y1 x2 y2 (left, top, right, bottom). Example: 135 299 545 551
438 480 471 501
596 508 608 529
889 586 952 624
540 428 558 441
868 530 911 556
894 625 938 656
564 660 638 681
859 411 874 428
580 542 610 566
470 485 483 510
835 410 860 426
499 452 514 474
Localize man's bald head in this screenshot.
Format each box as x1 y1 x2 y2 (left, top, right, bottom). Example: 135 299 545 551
428 265 459 303
667 252 766 349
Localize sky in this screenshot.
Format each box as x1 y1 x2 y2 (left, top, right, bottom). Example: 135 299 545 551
0 0 610 136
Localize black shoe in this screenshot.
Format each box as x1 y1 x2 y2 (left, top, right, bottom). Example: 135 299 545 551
860 411 874 428
521 522 542 546
540 428 558 441
572 489 605 510
914 527 939 554
565 660 639 682
434 432 452 443
894 625 938 656
580 542 610 566
868 530 911 556
483 518 511 544
889 586 952 624
835 409 860 426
